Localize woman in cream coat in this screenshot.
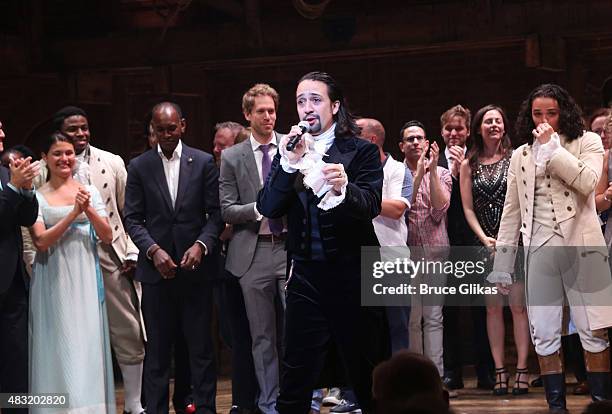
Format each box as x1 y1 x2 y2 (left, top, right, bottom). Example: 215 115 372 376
491 84 612 412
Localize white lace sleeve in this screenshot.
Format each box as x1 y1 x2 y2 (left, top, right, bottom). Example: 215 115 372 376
532 132 562 167
486 271 513 285
317 180 347 211
279 134 320 173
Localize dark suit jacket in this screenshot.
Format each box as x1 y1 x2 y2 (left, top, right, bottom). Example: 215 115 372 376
0 166 38 293
124 144 223 283
257 135 382 261
438 152 476 246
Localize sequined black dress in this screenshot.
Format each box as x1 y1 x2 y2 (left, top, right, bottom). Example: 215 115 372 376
472 152 524 280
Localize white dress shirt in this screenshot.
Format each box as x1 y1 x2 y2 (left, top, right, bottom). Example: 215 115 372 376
158 140 182 208
250 133 279 185
250 133 283 234
373 155 410 246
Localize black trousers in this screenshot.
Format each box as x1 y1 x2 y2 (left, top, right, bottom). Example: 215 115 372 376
277 259 389 414
142 276 216 414
172 328 192 410
0 272 28 414
443 305 494 380
222 273 259 408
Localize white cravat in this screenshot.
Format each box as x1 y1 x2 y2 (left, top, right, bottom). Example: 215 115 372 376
313 123 336 155
74 146 91 185
158 140 182 207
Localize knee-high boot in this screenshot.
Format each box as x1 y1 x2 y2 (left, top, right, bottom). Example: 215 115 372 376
538 351 568 413
584 348 611 402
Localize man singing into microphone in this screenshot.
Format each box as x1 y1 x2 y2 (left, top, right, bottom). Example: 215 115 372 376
257 71 388 414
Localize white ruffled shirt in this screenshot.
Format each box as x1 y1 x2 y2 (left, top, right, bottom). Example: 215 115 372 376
279 123 347 210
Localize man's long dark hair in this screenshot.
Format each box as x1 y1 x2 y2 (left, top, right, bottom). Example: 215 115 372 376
515 83 584 145
298 71 360 139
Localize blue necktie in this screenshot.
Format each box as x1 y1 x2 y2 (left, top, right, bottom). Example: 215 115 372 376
260 144 284 235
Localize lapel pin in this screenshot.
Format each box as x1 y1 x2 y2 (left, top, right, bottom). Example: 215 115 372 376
187 157 193 164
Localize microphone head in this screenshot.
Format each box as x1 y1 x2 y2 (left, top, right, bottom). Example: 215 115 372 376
297 120 311 133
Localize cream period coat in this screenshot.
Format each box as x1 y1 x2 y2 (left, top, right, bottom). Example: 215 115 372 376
493 131 612 330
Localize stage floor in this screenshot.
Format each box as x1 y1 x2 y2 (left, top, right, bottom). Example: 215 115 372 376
115 374 595 414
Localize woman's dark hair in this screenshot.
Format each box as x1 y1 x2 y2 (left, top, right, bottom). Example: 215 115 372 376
515 83 584 145
42 132 73 181
467 105 512 170
42 131 73 154
298 71 360 139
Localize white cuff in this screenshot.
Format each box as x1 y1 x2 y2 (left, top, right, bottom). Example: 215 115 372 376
196 240 208 256
253 203 263 221
318 181 347 211
532 132 562 167
125 253 138 262
280 156 299 173
486 271 513 285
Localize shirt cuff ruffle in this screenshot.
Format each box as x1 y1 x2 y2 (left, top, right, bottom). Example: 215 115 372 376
486 271 513 285
532 132 562 167
318 181 347 211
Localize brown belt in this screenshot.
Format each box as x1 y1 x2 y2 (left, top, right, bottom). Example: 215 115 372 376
258 233 288 242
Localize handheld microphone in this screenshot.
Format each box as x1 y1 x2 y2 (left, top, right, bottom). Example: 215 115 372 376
286 121 311 152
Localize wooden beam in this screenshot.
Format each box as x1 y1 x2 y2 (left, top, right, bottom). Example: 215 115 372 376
201 0 243 19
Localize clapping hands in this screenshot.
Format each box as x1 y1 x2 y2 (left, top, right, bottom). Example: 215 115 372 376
9 156 40 190
448 145 465 178
73 187 91 214
416 141 441 176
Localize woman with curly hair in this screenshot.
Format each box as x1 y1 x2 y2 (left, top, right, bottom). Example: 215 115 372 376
490 84 612 412
460 105 530 396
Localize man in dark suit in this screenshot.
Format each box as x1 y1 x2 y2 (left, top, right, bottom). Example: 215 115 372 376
0 120 39 412
257 71 388 414
436 105 494 390
124 102 223 414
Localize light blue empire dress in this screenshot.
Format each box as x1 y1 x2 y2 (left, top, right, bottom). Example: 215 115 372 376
30 185 116 414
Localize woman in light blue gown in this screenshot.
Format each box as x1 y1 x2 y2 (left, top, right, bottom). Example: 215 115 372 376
29 133 116 414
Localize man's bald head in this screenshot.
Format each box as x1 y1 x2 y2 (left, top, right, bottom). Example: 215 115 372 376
151 101 183 119
357 118 386 148
150 101 185 157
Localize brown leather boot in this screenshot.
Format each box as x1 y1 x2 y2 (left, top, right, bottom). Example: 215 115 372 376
584 348 611 402
538 351 567 412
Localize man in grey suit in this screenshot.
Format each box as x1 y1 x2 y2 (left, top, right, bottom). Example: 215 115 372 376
219 84 287 414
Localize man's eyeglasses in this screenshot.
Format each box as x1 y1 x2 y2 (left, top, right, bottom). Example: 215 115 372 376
401 135 425 143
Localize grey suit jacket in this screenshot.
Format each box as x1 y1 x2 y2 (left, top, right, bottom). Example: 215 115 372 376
219 133 284 277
